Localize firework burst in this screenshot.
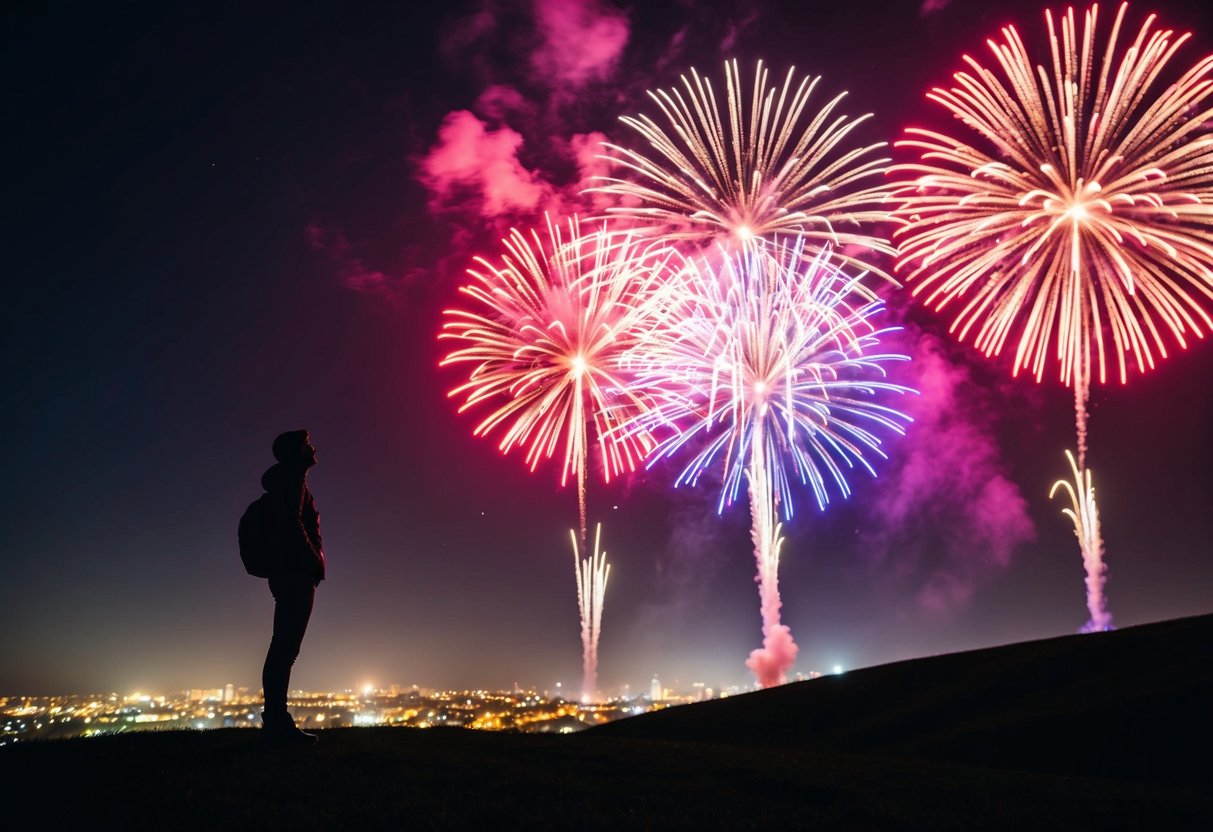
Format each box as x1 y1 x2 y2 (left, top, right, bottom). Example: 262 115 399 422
439 217 680 538
593 59 896 278
892 2 1213 461
894 3 1213 634
625 239 912 686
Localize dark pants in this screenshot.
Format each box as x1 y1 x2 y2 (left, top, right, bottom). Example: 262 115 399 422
262 572 316 715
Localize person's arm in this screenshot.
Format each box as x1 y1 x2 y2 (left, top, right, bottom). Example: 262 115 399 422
304 490 323 555
300 489 326 579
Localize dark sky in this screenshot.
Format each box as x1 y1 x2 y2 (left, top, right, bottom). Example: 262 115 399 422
4 0 1211 697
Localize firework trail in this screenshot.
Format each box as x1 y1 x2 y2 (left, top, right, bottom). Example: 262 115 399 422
593 59 896 278
625 239 912 687
572 523 611 703
893 3 1213 628
745 416 796 687
1050 450 1113 632
440 216 680 539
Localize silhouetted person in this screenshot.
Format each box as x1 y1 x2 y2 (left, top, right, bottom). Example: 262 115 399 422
260 429 325 744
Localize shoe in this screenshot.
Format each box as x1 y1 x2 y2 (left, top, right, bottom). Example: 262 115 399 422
261 710 318 745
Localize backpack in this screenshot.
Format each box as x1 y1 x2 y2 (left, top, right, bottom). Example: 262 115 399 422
238 493 276 578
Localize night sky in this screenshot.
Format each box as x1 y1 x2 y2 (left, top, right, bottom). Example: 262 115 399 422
4 0 1211 697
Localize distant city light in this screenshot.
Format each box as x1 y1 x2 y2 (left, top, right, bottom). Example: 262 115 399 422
2 680 745 742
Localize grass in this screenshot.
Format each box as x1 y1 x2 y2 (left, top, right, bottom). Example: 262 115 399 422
6 727 1208 830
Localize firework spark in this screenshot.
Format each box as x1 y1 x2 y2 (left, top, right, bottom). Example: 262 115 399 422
625 239 912 686
572 523 611 704
1050 450 1113 632
440 217 679 538
893 2 1213 462
593 59 896 278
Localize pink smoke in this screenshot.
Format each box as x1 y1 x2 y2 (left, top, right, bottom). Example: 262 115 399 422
1081 555 1114 633
440 5 495 57
866 331 1036 616
920 0 953 15
568 131 618 213
744 453 799 689
415 0 635 230
719 8 761 56
745 598 799 688
306 223 413 299
418 119 620 228
419 110 552 217
475 84 531 121
531 0 629 87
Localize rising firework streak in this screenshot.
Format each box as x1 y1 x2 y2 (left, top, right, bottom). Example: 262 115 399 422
572 524 610 704
1050 450 1113 632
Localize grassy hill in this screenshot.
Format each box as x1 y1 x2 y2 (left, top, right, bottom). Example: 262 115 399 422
592 612 1213 782
3 615 1210 830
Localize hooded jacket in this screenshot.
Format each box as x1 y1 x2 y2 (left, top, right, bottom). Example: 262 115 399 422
261 463 325 582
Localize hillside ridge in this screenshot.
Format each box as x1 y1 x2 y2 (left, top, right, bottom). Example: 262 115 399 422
590 612 1213 782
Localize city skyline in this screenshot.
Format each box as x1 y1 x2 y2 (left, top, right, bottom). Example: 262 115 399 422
2 678 741 746
4 0 1211 697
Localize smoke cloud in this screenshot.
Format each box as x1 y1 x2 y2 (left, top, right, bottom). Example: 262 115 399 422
413 0 638 235
862 330 1036 616
305 223 418 300
419 110 553 217
531 0 629 88
746 616 798 688
316 0 764 288
568 130 618 214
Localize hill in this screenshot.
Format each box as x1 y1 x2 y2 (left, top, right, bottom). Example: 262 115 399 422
2 615 1210 830
592 612 1213 783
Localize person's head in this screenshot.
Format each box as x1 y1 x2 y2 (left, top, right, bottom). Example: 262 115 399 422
272 429 318 470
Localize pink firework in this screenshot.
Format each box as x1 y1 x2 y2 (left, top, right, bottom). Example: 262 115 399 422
440 216 680 538
893 3 1213 631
